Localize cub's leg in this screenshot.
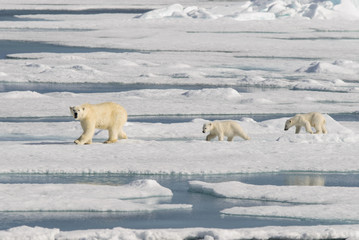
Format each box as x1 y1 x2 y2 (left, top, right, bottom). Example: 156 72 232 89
304 122 313 134
322 124 327 134
206 133 216 141
314 126 323 134
227 136 234 141
218 134 224 141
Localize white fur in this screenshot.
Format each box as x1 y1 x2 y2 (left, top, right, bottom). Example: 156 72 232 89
284 112 327 134
70 102 127 145
202 120 250 141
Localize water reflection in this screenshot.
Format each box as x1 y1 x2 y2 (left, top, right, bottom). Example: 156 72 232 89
286 175 326 186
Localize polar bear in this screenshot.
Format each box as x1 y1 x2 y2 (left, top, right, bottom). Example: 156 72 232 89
202 120 250 141
70 102 127 144
284 112 327 134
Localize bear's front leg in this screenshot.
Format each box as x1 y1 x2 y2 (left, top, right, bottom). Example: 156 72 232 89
206 133 216 141
75 138 92 145
75 126 95 145
218 134 224 141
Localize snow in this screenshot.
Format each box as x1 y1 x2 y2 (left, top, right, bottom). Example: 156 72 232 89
138 1 359 20
1 0 359 238
2 225 359 240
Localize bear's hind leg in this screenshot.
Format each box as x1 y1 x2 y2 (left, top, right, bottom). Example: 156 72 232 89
314 126 322 134
227 136 234 141
104 128 118 144
235 131 250 140
322 124 327 134
240 134 250 140
118 128 128 139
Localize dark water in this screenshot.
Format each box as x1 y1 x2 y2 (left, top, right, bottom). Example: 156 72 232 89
0 172 358 231
0 40 140 59
0 8 151 21
0 81 259 94
0 112 358 124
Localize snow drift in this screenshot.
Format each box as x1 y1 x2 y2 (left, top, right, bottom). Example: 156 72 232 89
138 0 359 20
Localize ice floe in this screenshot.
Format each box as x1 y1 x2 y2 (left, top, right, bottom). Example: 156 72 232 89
1 87 359 118
190 180 359 221
0 180 191 212
2 225 359 240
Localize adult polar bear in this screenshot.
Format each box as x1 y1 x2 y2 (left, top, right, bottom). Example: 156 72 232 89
202 120 250 141
70 102 127 145
284 112 327 134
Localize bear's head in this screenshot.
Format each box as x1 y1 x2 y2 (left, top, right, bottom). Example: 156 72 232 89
202 122 213 133
70 105 87 120
284 119 294 131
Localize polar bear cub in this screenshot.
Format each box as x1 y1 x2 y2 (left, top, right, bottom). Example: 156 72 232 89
284 112 327 134
70 102 127 145
202 120 250 141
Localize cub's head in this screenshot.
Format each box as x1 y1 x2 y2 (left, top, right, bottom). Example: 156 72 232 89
70 105 86 120
284 119 294 131
202 122 213 133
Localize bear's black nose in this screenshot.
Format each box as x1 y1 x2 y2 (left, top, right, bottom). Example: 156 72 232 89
74 113 78 119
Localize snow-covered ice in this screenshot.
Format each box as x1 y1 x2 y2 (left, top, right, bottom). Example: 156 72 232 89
190 180 359 222
1 88 359 117
0 180 191 212
1 225 359 240
1 0 359 238
1 115 359 174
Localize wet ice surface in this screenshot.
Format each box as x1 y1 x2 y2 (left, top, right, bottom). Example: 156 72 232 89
1 0 359 239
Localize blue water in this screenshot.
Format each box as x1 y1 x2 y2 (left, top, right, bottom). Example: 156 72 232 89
0 81 258 94
0 8 151 21
0 172 358 231
0 40 139 59
1 112 359 124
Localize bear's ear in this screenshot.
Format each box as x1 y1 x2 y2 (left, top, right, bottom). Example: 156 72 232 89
208 123 212 126
82 107 85 111
69 106 73 111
